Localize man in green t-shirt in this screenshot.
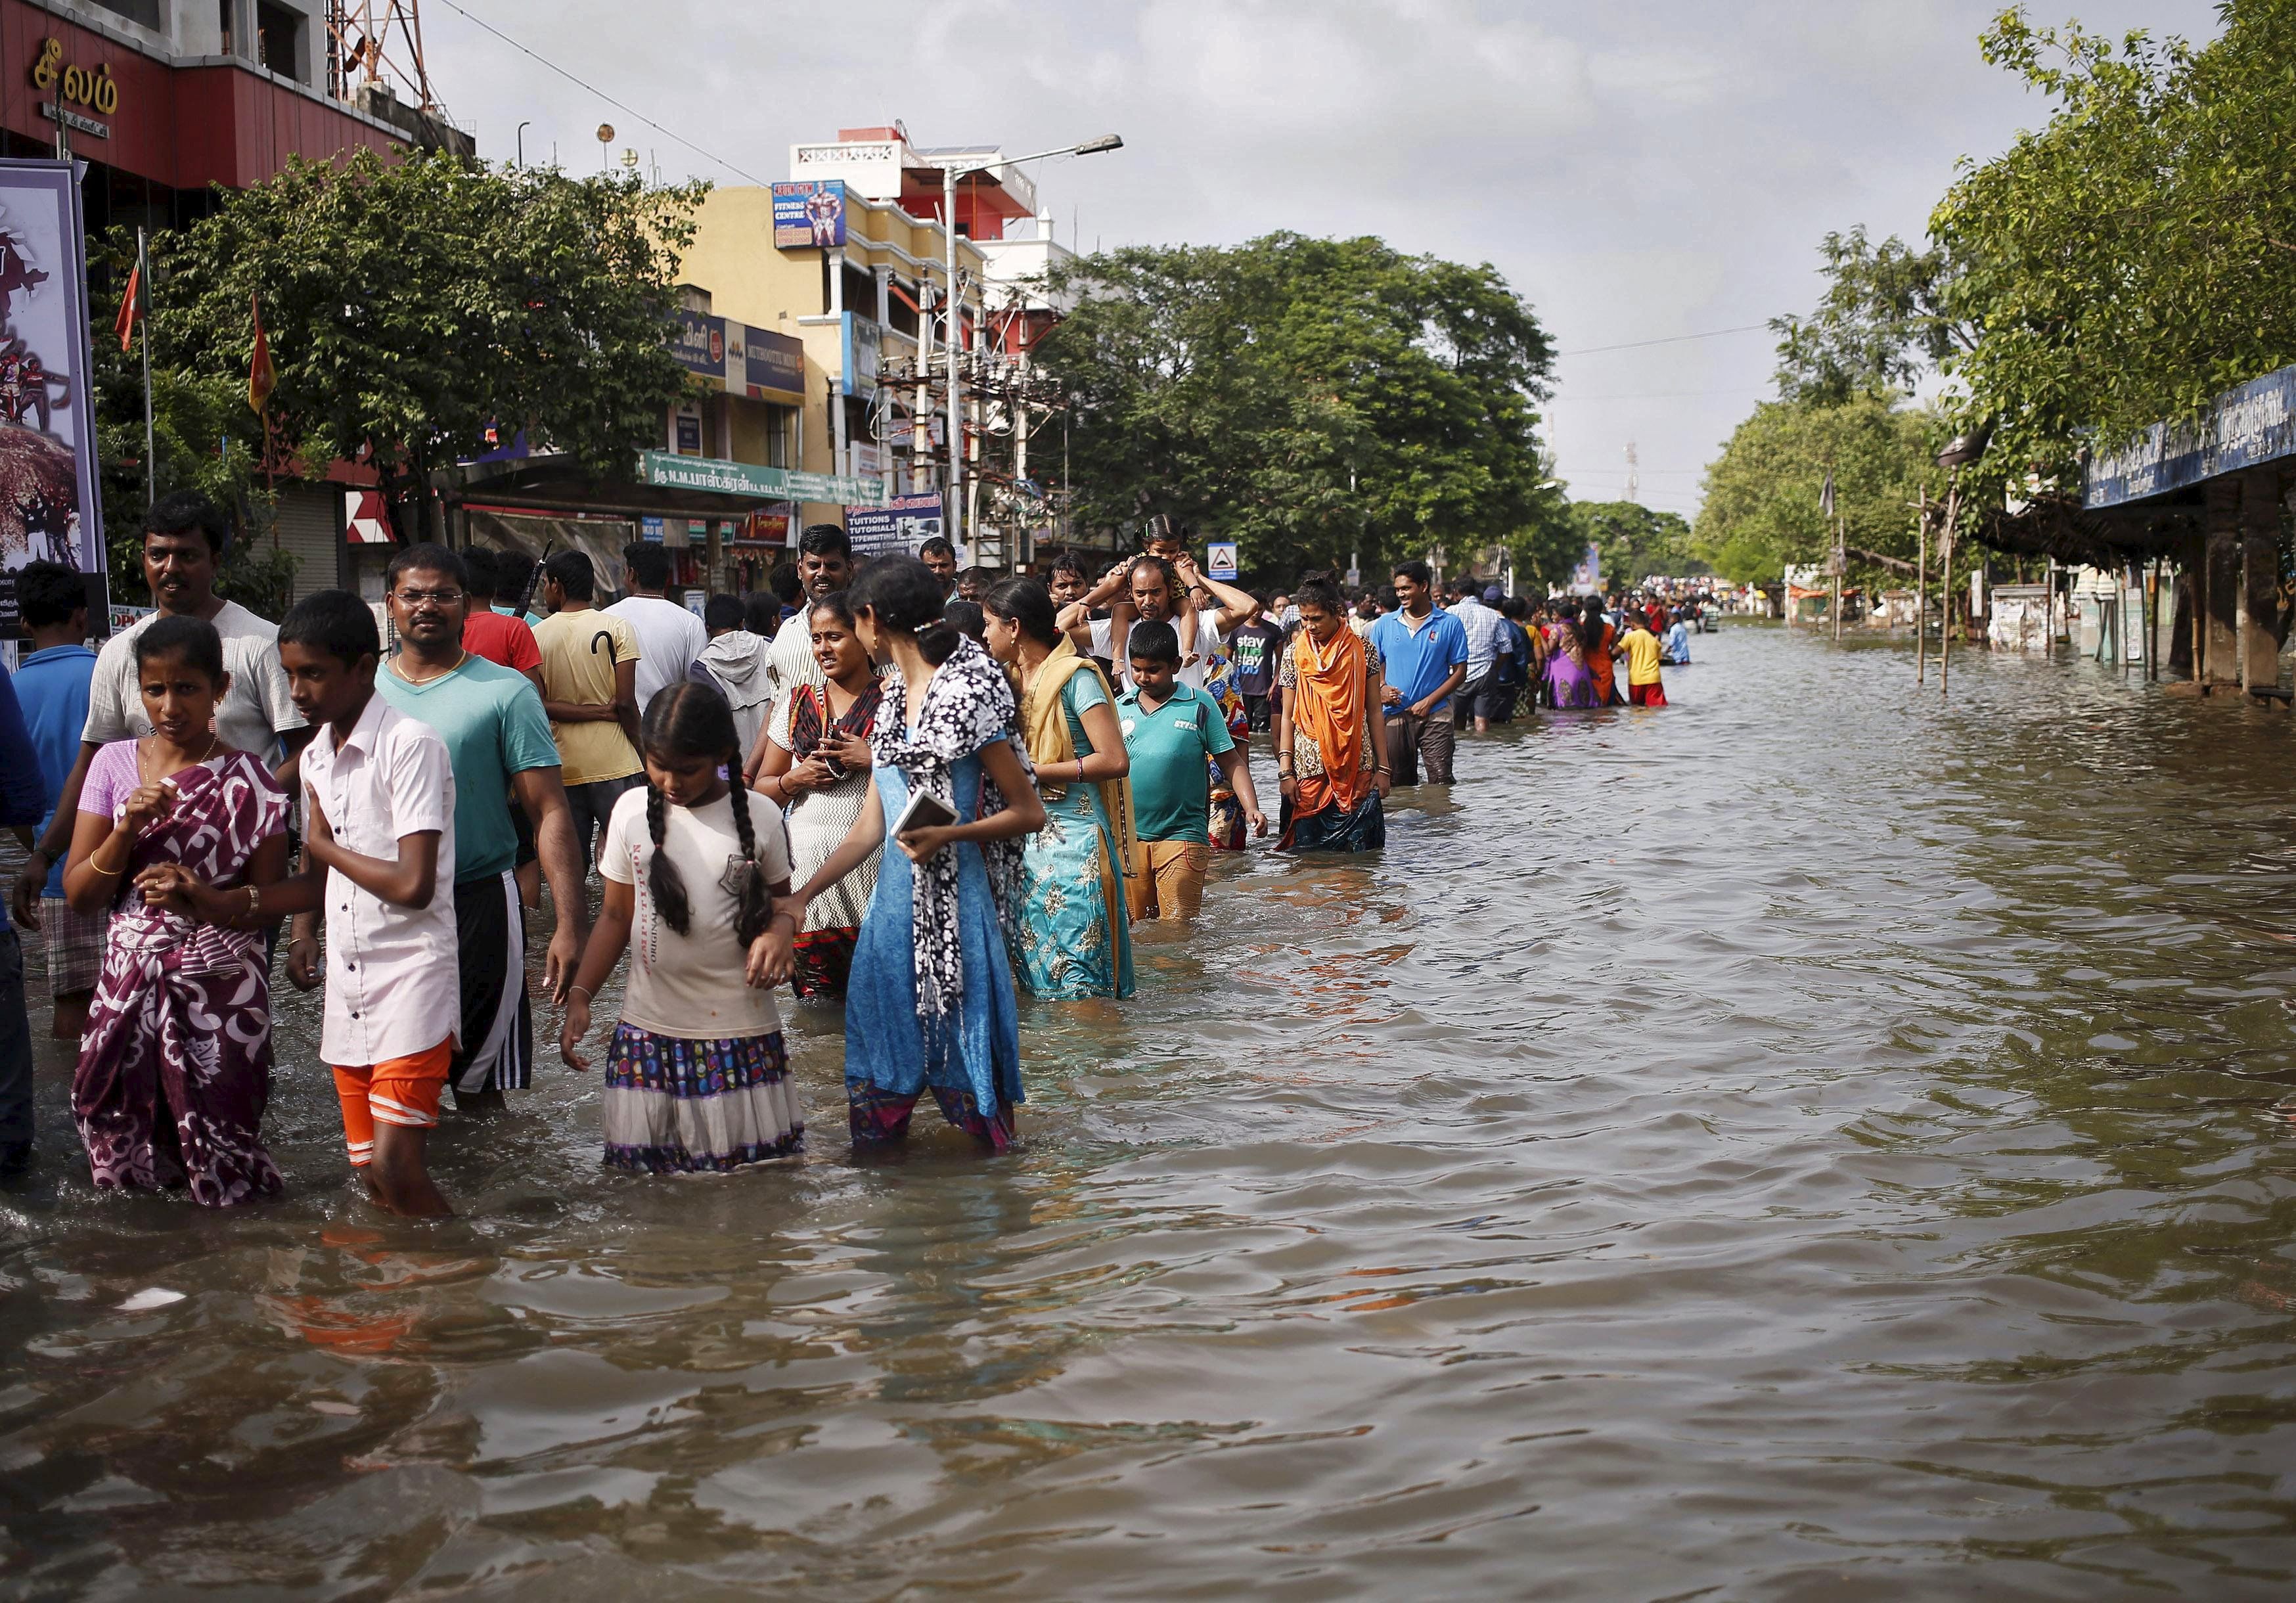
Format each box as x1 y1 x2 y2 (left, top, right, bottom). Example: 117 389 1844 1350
368 543 588 1110
1117 620 1265 922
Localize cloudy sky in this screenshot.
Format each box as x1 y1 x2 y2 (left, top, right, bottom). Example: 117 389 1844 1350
420 0 2223 524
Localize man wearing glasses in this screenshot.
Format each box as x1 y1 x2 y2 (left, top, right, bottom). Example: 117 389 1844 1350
366 544 587 1112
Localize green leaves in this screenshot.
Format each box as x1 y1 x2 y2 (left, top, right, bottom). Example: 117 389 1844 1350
1933 2 2296 513
146 150 707 526
1033 233 1565 583
1696 395 1937 586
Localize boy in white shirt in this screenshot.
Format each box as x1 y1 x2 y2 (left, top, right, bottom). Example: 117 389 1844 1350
273 592 462 1216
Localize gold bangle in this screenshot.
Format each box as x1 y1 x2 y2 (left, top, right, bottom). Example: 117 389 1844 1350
86 857 125 878
570 983 595 1002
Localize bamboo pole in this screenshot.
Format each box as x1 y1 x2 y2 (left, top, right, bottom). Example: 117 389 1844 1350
1915 501 1929 685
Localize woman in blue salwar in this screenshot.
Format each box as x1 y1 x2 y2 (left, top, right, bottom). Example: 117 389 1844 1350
788 557 1047 1150
980 576 1135 1001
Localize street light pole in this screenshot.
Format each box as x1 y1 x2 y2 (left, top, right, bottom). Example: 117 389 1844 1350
938 133 1121 553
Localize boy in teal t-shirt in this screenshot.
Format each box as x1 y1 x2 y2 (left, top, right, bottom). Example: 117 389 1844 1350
1117 621 1265 922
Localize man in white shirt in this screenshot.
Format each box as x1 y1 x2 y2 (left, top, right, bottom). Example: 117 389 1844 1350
1449 583 1509 734
12 491 311 928
749 524 855 777
271 590 462 1218
605 541 706 711
1058 551 1261 694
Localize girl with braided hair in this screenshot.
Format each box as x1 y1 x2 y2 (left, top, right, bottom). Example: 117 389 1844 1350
559 681 805 1172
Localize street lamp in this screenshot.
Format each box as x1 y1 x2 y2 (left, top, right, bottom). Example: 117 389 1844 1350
1933 425 1991 698
940 133 1123 549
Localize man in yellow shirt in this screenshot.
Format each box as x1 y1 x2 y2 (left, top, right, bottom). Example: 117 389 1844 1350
1618 610 1667 707
531 551 642 871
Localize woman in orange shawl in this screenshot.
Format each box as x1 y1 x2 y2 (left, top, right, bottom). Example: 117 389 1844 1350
1275 577 1391 852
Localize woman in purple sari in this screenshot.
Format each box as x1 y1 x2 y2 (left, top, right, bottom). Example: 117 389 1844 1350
63 617 292 1206
1547 620 1599 708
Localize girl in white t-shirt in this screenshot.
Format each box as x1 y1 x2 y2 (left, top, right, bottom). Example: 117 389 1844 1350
560 682 801 1171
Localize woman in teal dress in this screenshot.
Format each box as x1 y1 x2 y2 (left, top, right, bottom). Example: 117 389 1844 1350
981 576 1135 1000
789 557 1047 1150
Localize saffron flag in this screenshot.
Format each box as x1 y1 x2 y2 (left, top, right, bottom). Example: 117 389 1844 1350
114 264 141 353
248 292 275 415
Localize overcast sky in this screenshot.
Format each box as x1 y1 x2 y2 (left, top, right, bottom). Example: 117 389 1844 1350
421 0 2224 524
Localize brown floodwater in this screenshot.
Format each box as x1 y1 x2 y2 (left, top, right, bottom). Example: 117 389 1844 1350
5 621 2296 1599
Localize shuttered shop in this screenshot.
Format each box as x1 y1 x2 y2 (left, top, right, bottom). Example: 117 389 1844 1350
273 486 341 602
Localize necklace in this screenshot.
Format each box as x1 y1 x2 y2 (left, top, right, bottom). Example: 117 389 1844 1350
393 649 467 687
139 729 220 790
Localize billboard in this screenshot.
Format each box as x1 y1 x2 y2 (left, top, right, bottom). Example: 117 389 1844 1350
1569 543 1602 597
773 181 846 249
845 493 946 558
841 311 880 397
0 161 102 631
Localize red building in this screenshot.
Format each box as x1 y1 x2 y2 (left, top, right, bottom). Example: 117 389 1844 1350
0 0 470 596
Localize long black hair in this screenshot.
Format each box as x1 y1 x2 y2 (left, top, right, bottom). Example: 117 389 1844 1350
638 682 771 949
849 554 962 666
981 575 1058 646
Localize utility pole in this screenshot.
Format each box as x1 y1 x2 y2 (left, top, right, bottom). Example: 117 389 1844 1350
943 162 964 548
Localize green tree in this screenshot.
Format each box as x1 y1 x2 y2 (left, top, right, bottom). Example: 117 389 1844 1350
1696 394 1937 586
1770 225 1975 405
1564 501 1707 588
1931 2 2296 509
1035 233 1566 583
149 150 706 542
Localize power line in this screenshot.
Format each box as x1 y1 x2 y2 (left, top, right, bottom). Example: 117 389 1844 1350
1556 323 1772 357
432 0 770 185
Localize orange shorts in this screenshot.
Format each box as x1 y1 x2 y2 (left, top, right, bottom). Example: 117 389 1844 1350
331 1037 453 1167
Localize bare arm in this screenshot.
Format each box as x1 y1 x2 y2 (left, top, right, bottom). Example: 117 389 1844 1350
14 738 101 926
896 738 1046 863
1412 662 1468 719
559 876 636 1072
794 774 887 907
612 658 641 753
272 725 318 790
1065 699 1129 786
1215 744 1266 834
512 765 587 999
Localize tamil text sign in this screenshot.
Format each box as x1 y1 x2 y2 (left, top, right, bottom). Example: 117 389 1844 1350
640 451 887 507
2085 362 2296 508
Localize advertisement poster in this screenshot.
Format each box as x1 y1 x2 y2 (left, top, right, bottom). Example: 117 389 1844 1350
845 492 945 558
1569 543 1602 596
840 311 880 397
0 161 102 631
772 180 846 249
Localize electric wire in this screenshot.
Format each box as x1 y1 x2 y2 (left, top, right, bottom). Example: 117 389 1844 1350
1556 323 1773 357
431 0 771 185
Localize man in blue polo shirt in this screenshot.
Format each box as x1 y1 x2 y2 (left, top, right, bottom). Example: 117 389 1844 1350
1366 559 1468 786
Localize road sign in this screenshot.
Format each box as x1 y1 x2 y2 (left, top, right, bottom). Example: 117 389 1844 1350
1207 541 1238 580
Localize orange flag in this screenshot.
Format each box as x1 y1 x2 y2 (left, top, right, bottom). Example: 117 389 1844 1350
248 292 275 415
114 263 141 353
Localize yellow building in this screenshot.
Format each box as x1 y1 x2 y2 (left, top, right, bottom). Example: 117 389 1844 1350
675 171 989 540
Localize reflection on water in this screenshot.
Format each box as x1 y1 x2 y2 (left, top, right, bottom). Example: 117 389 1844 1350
7 625 2296 1598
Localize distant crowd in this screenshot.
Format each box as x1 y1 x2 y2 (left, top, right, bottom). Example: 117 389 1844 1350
0 497 1707 1212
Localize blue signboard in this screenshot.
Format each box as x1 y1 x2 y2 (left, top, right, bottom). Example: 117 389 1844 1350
641 516 665 544
672 310 726 380
2085 361 2296 508
840 311 880 398
773 181 846 249
742 326 805 399
846 493 946 558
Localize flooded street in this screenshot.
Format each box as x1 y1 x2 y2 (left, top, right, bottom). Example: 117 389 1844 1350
5 621 2296 1600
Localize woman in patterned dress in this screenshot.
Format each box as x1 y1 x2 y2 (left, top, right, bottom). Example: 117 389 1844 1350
65 617 292 1206
1274 577 1391 854
753 591 882 999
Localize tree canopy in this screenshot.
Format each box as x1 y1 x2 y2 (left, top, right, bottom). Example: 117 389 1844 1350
1696 394 1935 586
1565 501 1705 588
1033 232 1566 583
1931 1 2296 506
150 149 707 539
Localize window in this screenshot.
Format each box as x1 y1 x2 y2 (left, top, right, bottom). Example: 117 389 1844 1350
91 0 162 28
842 263 877 321
887 280 919 338
256 1 304 81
